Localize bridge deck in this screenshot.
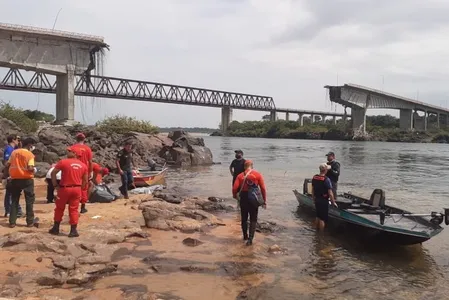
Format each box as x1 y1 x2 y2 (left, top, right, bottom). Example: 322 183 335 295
0 23 107 46
325 83 449 114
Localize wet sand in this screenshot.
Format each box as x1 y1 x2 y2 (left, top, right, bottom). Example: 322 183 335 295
0 179 293 300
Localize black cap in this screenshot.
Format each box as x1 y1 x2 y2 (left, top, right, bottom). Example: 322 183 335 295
325 151 335 157
22 137 37 147
234 149 243 154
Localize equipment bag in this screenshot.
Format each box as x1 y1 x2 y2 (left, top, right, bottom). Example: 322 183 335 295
89 184 118 203
247 180 264 208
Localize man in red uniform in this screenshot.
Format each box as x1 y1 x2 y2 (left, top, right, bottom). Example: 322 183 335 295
71 133 93 214
232 160 267 246
91 162 110 185
49 146 88 238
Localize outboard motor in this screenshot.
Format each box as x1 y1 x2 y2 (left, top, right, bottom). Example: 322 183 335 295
445 208 449 225
303 179 313 195
379 211 385 225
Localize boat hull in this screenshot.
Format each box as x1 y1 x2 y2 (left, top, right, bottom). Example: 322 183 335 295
133 168 167 187
294 190 442 246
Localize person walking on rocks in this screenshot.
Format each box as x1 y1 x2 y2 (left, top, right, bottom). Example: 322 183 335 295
49 146 88 238
4 137 37 228
71 133 93 214
230 149 246 186
2 135 23 217
116 141 135 199
232 160 267 246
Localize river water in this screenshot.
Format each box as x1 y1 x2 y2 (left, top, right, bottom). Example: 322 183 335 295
167 136 449 299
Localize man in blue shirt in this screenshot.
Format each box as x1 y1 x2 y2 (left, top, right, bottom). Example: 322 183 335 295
311 163 337 230
3 135 23 217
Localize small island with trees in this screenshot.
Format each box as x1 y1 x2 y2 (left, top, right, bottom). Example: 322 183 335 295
212 114 449 143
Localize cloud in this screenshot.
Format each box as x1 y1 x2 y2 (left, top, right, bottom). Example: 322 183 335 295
1 0 449 127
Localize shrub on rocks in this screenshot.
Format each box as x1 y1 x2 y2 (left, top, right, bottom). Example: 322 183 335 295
95 115 159 134
0 103 39 133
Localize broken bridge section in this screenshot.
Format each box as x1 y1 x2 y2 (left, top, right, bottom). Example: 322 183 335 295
0 23 108 123
325 83 449 133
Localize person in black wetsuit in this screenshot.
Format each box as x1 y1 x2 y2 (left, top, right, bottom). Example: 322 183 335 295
312 163 337 230
325 151 340 198
229 150 245 185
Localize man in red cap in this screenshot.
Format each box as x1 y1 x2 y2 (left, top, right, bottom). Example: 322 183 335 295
71 133 93 214
49 146 88 237
91 162 110 185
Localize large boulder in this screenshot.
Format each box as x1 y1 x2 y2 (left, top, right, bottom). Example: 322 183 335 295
160 131 213 166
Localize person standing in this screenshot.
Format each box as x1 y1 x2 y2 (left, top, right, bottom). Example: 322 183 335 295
71 133 93 214
4 137 37 228
45 164 61 203
2 135 23 217
312 163 337 230
49 146 88 237
232 160 267 246
325 151 340 198
230 150 246 185
116 141 135 199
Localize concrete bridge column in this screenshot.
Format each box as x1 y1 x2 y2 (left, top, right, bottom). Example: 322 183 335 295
55 65 75 124
399 109 413 130
221 106 233 135
333 116 337 125
424 110 428 131
270 111 277 121
298 113 304 126
351 107 366 133
286 112 290 121
437 113 440 128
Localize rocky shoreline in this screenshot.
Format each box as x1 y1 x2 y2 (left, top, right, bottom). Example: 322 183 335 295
0 180 286 300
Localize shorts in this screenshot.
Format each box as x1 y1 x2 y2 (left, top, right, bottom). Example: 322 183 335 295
315 198 329 223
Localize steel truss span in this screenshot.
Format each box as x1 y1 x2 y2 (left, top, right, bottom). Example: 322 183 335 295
0 68 276 111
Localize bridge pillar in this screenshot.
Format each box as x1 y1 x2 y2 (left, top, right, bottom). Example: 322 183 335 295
424 111 428 131
399 109 413 130
270 111 277 121
286 112 290 121
351 107 366 133
55 65 75 124
298 114 304 126
333 116 337 125
437 113 440 128
221 106 233 134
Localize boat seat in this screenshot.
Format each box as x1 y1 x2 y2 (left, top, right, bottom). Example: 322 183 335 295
368 189 385 209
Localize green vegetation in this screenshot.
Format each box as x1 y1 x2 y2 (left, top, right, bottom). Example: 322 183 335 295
158 127 216 133
95 115 159 134
0 103 44 133
225 115 449 143
22 109 55 123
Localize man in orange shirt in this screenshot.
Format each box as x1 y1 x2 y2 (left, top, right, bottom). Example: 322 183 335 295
49 146 88 238
91 162 110 185
4 137 37 228
71 133 93 214
232 160 267 246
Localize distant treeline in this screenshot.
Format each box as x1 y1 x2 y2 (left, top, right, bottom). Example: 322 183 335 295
158 127 216 133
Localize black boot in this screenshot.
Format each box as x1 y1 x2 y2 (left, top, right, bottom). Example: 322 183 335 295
80 204 88 214
247 221 256 246
243 232 249 240
49 222 60 235
68 225 79 238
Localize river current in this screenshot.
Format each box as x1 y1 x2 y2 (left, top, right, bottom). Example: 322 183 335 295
167 136 449 299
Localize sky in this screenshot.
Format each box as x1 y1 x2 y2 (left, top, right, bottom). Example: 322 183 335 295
1 0 449 128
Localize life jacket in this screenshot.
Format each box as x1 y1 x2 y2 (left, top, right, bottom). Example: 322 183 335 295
9 148 35 179
312 174 329 199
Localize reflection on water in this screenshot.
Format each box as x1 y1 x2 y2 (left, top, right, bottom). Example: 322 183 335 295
165 137 449 299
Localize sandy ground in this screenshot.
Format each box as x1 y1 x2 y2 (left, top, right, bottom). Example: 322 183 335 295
0 179 290 300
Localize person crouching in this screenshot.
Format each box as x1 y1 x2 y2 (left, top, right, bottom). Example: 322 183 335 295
49 146 88 238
